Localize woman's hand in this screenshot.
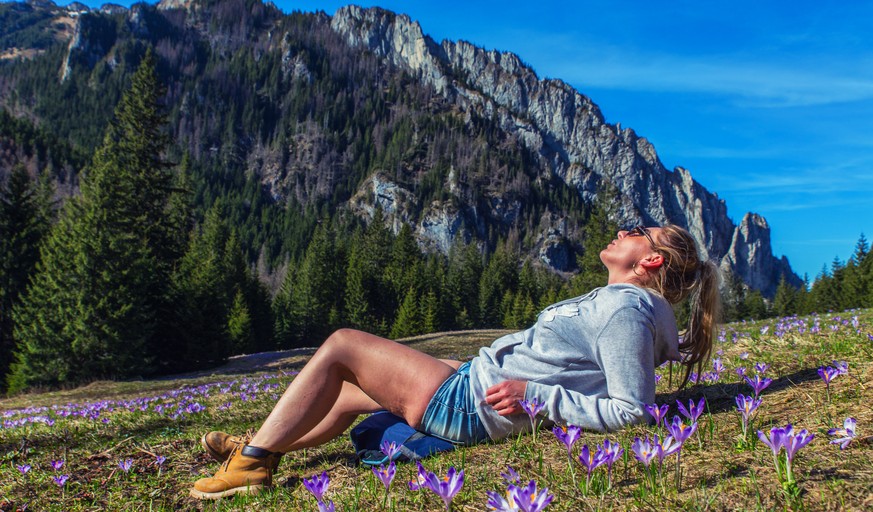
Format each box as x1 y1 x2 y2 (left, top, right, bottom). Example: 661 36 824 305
484 380 528 416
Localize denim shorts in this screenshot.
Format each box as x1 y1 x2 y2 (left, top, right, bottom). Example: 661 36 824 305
419 361 490 446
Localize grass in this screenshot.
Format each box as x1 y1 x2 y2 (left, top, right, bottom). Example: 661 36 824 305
1 314 871 511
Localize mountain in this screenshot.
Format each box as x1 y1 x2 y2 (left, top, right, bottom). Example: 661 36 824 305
0 0 800 296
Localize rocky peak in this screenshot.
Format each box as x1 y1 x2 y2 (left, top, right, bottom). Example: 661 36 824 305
330 5 798 295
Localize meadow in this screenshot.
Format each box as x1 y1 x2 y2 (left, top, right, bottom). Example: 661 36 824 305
1 314 871 511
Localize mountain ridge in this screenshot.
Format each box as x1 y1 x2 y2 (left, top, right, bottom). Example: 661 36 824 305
0 0 800 296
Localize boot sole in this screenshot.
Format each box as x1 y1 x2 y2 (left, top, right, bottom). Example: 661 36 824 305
200 433 230 463
189 484 266 500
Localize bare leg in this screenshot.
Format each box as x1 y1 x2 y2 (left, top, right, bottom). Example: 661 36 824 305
250 329 457 453
283 381 379 450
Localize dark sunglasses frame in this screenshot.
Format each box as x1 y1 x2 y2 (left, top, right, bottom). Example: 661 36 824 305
628 225 657 249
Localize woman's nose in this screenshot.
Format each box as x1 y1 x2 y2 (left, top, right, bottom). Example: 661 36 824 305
617 230 628 239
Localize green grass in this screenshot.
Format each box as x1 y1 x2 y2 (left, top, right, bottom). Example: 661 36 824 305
1 315 871 511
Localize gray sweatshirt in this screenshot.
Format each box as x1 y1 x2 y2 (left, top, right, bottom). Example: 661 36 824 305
469 284 680 439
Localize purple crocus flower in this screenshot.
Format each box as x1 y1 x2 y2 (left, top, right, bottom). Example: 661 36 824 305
500 465 520 484
645 403 669 428
832 361 849 375
510 480 554 512
631 436 658 467
380 440 401 460
118 459 133 473
551 424 582 457
520 398 545 420
16 464 31 475
53 474 69 487
426 466 464 510
744 374 772 398
783 427 814 484
317 500 335 512
577 444 605 472
408 461 429 491
735 394 762 424
486 489 518 512
599 438 623 487
735 366 747 378
754 362 770 374
818 366 839 384
372 461 396 491
828 417 857 450
676 397 706 423
50 460 64 471
784 429 815 463
600 439 624 466
302 471 330 502
757 426 789 456
757 425 790 481
154 455 167 466
666 416 698 445
520 398 545 438
656 435 682 464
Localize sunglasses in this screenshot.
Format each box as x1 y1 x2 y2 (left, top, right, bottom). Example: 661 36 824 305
627 225 657 249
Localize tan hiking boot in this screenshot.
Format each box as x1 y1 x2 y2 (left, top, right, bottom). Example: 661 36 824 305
200 431 281 471
190 443 283 500
200 431 242 463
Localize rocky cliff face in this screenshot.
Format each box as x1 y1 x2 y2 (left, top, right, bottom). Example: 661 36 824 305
330 5 799 296
1 0 798 296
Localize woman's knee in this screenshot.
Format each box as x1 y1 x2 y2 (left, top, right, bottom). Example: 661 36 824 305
323 328 359 348
318 329 367 360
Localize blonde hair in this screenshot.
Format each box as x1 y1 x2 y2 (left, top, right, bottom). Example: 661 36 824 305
645 225 722 389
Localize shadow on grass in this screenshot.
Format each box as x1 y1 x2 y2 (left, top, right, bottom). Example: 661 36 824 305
655 366 822 415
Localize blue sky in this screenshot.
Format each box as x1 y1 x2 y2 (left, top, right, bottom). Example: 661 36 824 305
71 0 872 280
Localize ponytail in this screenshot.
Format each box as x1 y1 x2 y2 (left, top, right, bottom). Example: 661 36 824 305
676 259 721 389
645 225 722 389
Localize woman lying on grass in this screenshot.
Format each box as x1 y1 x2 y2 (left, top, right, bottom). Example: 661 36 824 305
190 224 721 500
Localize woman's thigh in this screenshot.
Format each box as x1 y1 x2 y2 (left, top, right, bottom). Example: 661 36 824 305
321 329 458 428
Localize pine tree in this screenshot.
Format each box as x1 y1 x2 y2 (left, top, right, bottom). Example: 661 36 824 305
343 213 393 334
743 290 767 320
227 288 254 354
344 239 376 331
841 234 869 308
9 51 177 390
285 224 344 345
479 244 518 327
165 206 234 371
273 262 299 346
446 239 482 329
384 223 421 300
721 270 749 322
0 165 53 388
390 287 420 339
420 289 439 334
795 274 812 315
772 274 797 317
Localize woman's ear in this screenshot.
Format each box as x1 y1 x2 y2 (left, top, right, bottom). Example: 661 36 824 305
639 253 664 271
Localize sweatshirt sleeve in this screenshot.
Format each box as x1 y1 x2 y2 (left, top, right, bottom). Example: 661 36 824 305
524 305 656 432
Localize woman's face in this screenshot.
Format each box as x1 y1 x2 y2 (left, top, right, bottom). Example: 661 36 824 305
600 227 664 283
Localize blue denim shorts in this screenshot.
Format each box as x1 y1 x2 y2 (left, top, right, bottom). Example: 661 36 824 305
419 361 490 446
